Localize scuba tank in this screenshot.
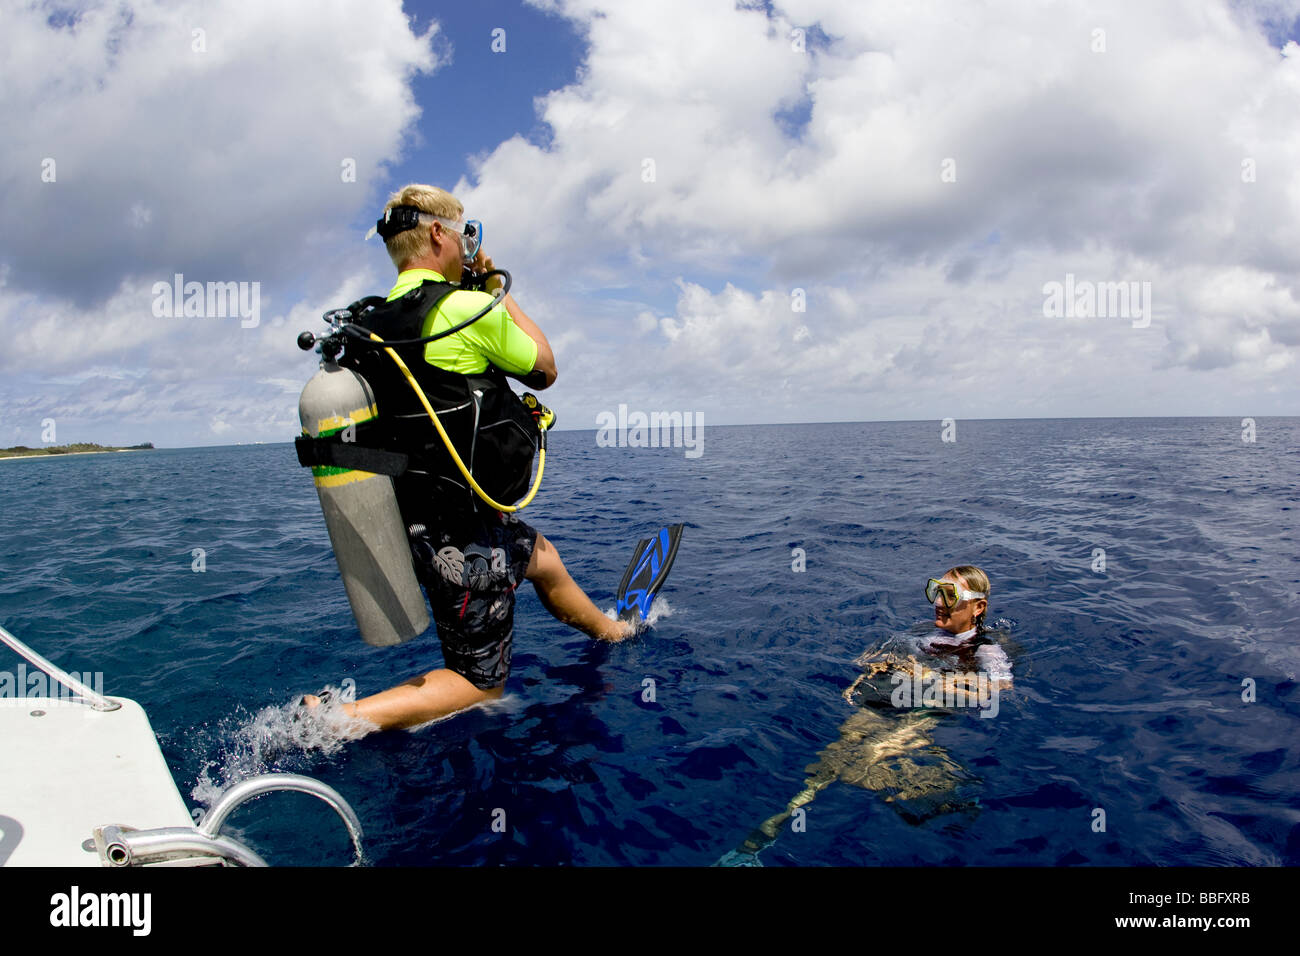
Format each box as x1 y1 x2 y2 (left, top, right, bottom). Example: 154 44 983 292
294 269 553 648
297 356 429 647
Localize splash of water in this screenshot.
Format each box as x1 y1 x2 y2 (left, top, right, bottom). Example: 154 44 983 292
645 597 674 627
190 685 374 807
603 596 674 632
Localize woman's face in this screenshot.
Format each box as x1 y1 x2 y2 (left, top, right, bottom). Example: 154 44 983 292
933 573 986 634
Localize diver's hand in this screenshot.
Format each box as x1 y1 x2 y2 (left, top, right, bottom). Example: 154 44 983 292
842 674 866 704
472 250 504 293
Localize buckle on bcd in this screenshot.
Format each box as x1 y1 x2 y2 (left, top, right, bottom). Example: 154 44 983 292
521 393 556 431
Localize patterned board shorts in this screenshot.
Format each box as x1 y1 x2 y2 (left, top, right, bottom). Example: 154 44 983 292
408 513 538 690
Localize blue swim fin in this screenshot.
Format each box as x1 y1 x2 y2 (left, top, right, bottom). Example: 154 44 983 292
615 524 684 624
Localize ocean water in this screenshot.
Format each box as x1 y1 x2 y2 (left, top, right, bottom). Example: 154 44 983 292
1 417 1297 866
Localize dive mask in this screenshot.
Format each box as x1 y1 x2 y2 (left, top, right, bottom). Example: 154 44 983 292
371 207 482 264
925 578 986 609
461 219 482 263
436 217 482 265
373 204 425 240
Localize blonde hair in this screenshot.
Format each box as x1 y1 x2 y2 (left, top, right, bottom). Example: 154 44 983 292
380 184 463 269
945 565 991 631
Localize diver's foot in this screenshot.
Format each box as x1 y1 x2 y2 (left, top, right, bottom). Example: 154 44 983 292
291 692 323 725
294 689 358 720
298 689 331 711
291 690 376 740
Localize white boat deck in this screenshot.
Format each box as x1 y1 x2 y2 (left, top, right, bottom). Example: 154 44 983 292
0 696 194 866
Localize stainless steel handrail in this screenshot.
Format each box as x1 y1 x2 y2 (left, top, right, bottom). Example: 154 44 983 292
0 624 119 711
197 773 365 864
99 824 270 867
96 774 365 867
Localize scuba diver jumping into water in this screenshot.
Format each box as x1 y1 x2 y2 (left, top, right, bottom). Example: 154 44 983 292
716 565 1012 865
296 185 638 733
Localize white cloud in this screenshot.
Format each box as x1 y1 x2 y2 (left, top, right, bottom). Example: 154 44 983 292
0 263 386 447
451 0 1300 421
4 0 1300 446
0 0 439 306
0 0 439 445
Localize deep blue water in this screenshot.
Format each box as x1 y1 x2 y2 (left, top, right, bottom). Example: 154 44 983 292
1 418 1298 866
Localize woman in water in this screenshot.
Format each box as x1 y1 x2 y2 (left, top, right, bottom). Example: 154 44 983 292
844 565 1011 707
718 565 1011 865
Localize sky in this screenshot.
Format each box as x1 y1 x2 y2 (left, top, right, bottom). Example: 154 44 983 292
1 0 1298 448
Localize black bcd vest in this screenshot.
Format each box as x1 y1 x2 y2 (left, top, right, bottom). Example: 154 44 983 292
300 280 541 520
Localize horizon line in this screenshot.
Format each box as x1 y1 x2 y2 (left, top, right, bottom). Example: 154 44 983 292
44 413 1292 451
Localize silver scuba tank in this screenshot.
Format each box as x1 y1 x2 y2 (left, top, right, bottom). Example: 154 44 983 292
298 360 429 647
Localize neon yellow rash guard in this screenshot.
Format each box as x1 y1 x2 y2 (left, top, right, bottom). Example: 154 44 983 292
385 269 538 376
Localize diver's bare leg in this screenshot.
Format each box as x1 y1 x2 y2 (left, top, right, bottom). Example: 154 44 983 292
734 768 839 855
526 532 635 641
305 669 502 732
726 711 899 859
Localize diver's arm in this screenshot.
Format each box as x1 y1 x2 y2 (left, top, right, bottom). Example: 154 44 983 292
842 672 868 704
477 257 557 388
500 294 557 388
478 254 559 390
508 365 551 390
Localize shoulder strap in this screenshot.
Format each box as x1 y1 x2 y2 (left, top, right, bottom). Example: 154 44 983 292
344 280 459 343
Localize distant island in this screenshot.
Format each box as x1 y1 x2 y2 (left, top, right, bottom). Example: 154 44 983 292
0 442 155 459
